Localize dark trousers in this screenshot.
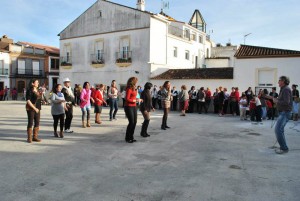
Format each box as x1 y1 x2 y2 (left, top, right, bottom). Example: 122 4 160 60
162 108 170 127
172 97 178 111
124 106 137 141
109 98 118 119
157 99 162 109
53 114 65 132
223 100 229 114
197 101 207 113
188 99 197 113
255 106 262 122
65 106 73 130
152 98 157 109
27 110 40 128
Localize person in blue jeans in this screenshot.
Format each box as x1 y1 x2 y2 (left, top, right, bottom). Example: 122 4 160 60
273 76 293 154
108 80 119 121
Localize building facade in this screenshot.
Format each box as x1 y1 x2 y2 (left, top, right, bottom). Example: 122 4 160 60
58 0 211 90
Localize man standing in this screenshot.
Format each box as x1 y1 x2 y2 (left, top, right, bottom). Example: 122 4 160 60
273 76 293 154
61 78 75 133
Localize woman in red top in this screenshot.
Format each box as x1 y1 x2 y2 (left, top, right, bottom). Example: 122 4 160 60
93 84 107 124
124 77 139 143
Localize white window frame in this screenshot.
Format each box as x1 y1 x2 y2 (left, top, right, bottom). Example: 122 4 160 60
32 60 40 75
185 50 190 60
173 47 177 57
18 59 25 74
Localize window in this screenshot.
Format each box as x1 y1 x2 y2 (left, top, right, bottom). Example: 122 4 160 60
184 29 190 39
191 32 196 41
185 50 190 60
173 47 177 57
32 61 40 75
199 36 203 44
18 60 25 74
50 58 59 69
0 60 3 75
120 37 130 59
95 40 104 61
63 44 71 64
258 70 275 86
99 10 102 17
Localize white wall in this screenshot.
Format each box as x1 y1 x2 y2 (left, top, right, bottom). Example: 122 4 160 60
0 52 10 88
205 58 230 68
234 57 300 92
60 28 151 88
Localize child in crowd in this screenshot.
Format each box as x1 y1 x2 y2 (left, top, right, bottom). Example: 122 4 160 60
239 93 248 120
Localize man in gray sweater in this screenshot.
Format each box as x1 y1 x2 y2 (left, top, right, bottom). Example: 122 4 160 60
273 76 293 154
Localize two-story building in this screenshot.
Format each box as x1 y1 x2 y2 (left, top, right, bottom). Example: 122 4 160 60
0 36 11 90
58 0 212 90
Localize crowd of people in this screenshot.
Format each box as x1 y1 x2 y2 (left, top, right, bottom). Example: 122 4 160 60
23 76 299 154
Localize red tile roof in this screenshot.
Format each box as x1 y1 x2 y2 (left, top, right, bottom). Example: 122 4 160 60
151 67 233 80
18 41 59 55
235 45 300 58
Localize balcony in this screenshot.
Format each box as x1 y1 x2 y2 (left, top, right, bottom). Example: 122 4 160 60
115 51 132 67
60 56 72 69
0 69 9 76
168 25 191 41
90 53 105 68
14 68 44 78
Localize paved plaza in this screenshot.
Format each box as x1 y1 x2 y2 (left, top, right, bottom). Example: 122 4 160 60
0 101 299 201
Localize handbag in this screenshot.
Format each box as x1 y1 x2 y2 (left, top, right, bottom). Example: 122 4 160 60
295 97 300 103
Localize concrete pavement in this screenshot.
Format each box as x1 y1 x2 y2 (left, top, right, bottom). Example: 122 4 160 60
0 101 299 201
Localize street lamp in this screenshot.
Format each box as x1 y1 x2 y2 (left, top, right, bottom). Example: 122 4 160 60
244 33 252 45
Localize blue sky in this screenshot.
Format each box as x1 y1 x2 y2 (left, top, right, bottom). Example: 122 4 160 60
1 0 299 50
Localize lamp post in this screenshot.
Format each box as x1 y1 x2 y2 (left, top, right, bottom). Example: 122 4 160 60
244 33 252 45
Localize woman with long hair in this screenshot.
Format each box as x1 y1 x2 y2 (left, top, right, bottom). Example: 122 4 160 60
161 81 172 130
25 79 42 143
124 77 139 143
140 82 154 137
80 82 94 128
51 84 66 138
108 80 119 121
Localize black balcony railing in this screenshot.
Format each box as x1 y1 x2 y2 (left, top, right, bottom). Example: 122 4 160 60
90 53 105 64
115 51 132 63
0 69 9 75
15 68 43 77
60 56 72 66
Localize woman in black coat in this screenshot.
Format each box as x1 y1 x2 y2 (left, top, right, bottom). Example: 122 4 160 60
140 82 154 137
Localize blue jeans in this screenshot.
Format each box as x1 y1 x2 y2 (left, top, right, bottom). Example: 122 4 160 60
275 111 291 150
109 98 118 119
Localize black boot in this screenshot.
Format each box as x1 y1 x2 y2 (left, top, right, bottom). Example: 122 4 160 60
140 119 148 137
144 119 150 137
161 118 166 130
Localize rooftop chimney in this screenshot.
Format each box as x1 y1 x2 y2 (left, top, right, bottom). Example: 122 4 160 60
137 0 145 11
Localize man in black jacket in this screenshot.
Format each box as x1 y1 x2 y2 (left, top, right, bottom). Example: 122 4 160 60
61 78 76 133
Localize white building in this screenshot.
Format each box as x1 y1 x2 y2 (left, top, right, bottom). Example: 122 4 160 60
0 50 10 90
58 0 212 90
151 44 300 94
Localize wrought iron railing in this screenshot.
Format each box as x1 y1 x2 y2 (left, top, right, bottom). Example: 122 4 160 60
16 68 43 76
115 51 132 63
90 53 105 64
0 68 9 75
60 56 72 66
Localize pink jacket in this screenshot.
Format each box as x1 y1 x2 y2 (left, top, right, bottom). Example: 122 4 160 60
80 88 91 108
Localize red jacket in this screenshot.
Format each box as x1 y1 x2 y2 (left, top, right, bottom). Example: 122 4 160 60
125 88 137 107
93 90 104 106
235 91 240 101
